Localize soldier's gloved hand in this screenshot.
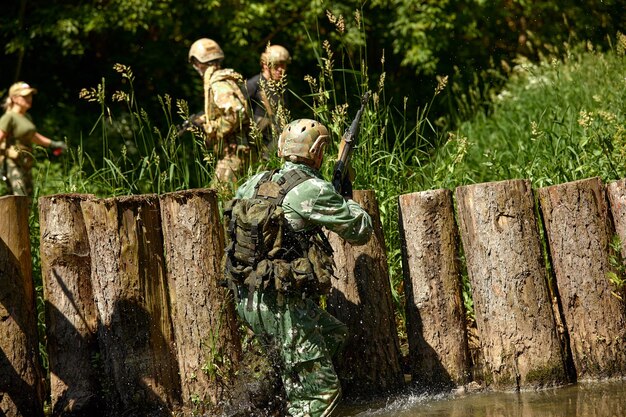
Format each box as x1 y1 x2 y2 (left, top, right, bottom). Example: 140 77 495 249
49 140 68 156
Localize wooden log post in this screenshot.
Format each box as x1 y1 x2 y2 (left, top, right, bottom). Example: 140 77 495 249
607 179 626 268
0 196 45 417
39 194 102 415
398 189 470 389
539 177 626 380
326 190 404 396
456 180 567 390
81 196 181 415
159 190 241 414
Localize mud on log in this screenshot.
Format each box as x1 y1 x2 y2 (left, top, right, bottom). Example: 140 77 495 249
539 177 626 380
398 189 470 388
0 196 45 417
456 180 567 390
39 194 101 415
160 189 241 414
81 195 181 415
326 190 404 396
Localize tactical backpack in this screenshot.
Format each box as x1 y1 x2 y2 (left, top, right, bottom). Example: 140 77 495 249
222 169 335 309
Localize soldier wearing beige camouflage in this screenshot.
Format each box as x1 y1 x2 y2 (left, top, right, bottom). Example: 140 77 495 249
188 38 250 184
234 119 372 417
0 82 66 196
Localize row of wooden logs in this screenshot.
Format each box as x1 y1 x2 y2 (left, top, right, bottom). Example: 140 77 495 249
1 176 626 416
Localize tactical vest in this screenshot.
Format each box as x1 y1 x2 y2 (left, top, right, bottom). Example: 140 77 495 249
222 169 335 309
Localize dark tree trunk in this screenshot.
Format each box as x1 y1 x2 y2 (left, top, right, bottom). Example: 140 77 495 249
398 189 470 389
456 180 567 390
81 195 181 416
538 177 626 380
159 189 242 415
326 190 404 397
0 196 45 417
39 194 103 416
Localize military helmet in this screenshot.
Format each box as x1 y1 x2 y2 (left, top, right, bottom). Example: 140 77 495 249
278 119 329 162
261 45 291 66
188 38 224 64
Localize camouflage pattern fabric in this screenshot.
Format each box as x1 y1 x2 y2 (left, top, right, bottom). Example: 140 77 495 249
235 162 372 244
1 157 33 196
203 67 251 183
236 288 346 417
233 162 372 416
0 111 37 196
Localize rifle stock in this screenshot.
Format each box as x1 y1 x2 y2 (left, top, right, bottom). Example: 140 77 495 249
331 91 371 195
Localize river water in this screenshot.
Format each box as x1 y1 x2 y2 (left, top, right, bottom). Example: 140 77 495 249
335 380 626 417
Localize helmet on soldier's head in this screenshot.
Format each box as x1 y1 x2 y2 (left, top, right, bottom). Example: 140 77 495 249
261 45 291 66
189 38 224 64
278 119 329 167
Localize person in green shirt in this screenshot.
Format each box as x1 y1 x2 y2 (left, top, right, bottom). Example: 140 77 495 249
0 82 66 196
225 119 372 417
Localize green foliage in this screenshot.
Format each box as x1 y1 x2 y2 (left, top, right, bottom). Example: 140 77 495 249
429 38 626 189
608 235 626 302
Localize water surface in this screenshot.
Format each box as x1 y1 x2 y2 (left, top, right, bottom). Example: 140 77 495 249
336 380 626 416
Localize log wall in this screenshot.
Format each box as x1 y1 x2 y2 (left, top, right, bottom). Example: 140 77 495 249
39 194 101 415
0 196 45 417
456 180 567 390
538 178 626 380
398 189 469 388
160 189 241 414
2 174 626 414
327 190 405 396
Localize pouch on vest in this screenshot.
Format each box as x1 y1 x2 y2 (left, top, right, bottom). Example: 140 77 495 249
222 169 336 310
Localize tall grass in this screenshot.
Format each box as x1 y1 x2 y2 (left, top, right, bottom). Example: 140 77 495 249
439 37 626 189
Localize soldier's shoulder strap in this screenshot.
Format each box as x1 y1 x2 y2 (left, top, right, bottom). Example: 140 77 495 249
253 169 313 206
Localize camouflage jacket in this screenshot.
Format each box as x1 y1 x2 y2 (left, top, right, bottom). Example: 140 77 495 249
203 68 249 144
235 162 373 245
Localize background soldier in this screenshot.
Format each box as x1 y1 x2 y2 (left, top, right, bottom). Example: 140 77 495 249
0 82 67 196
245 44 291 160
223 119 372 417
188 38 250 184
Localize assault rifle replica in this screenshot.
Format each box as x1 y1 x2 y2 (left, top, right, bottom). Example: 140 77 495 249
176 112 204 137
331 91 371 197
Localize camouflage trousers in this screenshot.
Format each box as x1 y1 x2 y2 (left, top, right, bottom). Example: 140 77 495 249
236 289 347 417
0 157 32 196
213 143 259 184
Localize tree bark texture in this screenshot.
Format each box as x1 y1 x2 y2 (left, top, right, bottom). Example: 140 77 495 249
0 196 45 417
398 189 470 388
456 180 567 390
538 177 626 380
39 194 102 416
607 179 626 261
81 195 181 415
326 190 404 396
607 179 626 302
160 189 241 414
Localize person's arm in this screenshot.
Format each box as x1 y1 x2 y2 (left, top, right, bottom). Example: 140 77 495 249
31 132 67 152
31 132 52 147
286 178 373 245
0 129 6 146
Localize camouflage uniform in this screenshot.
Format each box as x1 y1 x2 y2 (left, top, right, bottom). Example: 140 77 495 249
203 67 250 183
245 73 286 159
234 161 372 417
0 111 37 196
